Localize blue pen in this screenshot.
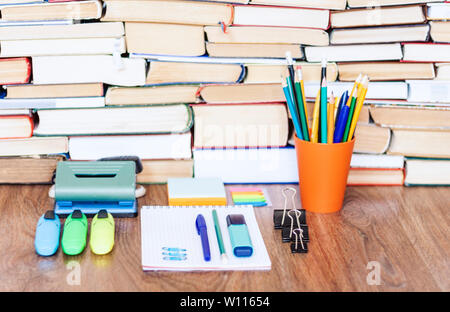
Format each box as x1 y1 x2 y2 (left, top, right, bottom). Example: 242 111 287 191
334 105 350 143
195 214 211 261
335 91 348 126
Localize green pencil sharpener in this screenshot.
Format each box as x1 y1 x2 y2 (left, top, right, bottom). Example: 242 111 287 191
227 214 253 257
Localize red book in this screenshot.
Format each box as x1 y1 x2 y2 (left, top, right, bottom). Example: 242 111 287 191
0 58 31 85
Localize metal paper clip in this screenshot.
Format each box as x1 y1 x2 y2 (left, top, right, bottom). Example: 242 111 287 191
273 187 297 229
291 228 308 253
281 210 309 243
282 210 309 242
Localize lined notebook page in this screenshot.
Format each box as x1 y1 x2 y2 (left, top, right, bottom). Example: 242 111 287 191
141 205 271 271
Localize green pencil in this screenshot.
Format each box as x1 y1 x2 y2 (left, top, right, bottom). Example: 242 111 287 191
294 75 310 141
212 209 227 262
343 96 357 142
320 59 328 143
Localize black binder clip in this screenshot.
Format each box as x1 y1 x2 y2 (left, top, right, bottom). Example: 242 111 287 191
274 187 304 229
281 210 309 243
291 228 308 254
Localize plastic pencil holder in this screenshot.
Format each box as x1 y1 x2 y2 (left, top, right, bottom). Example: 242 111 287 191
294 136 355 214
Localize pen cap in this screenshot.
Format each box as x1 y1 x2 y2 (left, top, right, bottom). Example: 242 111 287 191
294 136 355 213
226 214 253 257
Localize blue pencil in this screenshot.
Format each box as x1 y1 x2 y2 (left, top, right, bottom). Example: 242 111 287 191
334 105 350 143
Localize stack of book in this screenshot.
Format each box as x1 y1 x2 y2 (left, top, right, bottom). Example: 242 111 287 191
0 0 448 186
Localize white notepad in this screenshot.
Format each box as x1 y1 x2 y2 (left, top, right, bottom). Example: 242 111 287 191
140 205 271 271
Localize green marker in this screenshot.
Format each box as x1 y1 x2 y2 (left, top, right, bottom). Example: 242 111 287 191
61 210 88 256
212 209 227 262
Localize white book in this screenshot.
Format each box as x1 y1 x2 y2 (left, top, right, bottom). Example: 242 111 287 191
403 43 450 62
193 148 299 183
0 109 29 115
330 25 430 45
0 37 125 57
305 43 403 62
0 22 124 40
233 5 329 29
0 97 104 109
348 0 441 8
304 81 408 100
32 55 147 87
405 159 450 186
363 99 450 108
407 80 450 103
141 205 271 271
427 3 450 20
351 154 405 169
69 133 192 161
251 0 346 10
34 105 192 136
130 53 293 65
0 19 72 26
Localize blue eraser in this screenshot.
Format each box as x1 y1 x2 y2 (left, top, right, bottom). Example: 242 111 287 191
34 210 60 257
227 214 253 257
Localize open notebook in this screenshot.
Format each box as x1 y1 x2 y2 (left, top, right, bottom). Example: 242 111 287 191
140 205 271 271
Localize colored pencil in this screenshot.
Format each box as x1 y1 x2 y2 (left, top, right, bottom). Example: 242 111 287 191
294 68 310 141
296 66 309 123
311 89 321 143
282 76 303 140
334 96 341 120
285 52 300 119
347 75 369 142
343 96 356 142
345 73 362 107
327 92 335 144
319 59 328 143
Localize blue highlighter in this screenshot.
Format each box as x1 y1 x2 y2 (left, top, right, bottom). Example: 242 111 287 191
226 214 253 257
34 210 60 256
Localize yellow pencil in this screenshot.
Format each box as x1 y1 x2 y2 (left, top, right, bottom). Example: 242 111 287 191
334 96 340 119
311 89 321 143
345 73 362 107
347 75 369 142
327 92 335 144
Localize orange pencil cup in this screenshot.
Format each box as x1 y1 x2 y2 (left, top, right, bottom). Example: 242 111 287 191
294 136 355 214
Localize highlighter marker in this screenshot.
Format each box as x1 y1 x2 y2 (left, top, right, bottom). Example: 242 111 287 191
226 214 253 258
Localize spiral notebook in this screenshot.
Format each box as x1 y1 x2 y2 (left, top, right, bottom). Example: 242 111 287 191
140 205 271 271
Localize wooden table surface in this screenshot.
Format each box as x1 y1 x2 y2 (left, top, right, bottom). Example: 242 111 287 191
0 184 448 292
